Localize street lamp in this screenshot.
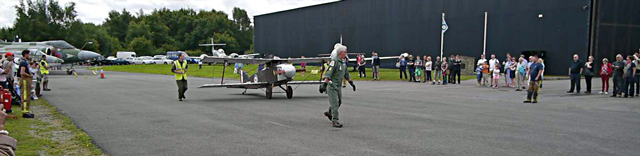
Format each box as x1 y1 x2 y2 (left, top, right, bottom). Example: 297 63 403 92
80 41 93 50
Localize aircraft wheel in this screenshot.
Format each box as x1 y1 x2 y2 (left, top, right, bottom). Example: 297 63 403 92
266 85 273 99
286 86 293 99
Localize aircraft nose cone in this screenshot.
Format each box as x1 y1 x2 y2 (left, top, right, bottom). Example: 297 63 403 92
78 50 101 60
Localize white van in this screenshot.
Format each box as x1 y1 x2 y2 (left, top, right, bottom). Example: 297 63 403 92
116 51 137 59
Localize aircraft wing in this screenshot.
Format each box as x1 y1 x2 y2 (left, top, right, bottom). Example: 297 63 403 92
201 57 273 64
277 57 331 64
318 53 363 56
286 81 324 85
199 82 269 89
348 56 400 61
201 57 331 64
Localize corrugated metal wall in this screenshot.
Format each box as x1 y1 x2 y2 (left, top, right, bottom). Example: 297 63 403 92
591 0 640 63
255 0 593 75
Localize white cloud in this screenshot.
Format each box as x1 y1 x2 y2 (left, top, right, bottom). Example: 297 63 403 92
0 0 337 28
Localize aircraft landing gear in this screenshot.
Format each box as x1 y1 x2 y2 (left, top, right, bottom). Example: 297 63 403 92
66 66 76 75
265 84 273 99
286 86 293 99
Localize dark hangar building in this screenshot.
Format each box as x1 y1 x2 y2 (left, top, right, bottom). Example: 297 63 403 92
254 0 640 75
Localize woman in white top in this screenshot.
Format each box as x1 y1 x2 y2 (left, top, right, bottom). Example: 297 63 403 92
424 56 432 83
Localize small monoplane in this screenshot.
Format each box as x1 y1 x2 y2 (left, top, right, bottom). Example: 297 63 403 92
199 56 330 99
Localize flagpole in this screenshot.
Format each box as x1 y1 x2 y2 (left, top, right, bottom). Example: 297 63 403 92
440 13 445 59
483 12 487 57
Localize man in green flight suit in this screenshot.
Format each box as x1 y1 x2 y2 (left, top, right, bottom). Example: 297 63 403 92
319 44 356 128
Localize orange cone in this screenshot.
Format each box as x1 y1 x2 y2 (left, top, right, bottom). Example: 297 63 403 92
99 68 105 79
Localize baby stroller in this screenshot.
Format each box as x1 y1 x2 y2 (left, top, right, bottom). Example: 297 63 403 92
10 82 21 106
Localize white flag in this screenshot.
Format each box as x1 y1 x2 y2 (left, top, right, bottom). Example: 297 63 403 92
442 16 449 33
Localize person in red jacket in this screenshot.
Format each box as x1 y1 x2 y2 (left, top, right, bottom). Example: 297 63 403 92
600 58 613 94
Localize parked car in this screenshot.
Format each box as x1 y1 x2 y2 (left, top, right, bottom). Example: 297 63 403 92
140 57 154 65
126 57 143 65
106 56 117 61
113 58 130 65
167 51 197 64
151 57 172 64
90 59 113 66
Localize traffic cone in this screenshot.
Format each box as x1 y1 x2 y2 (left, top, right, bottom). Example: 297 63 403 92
99 68 105 79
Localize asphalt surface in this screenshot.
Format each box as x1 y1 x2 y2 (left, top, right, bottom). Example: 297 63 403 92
43 69 640 156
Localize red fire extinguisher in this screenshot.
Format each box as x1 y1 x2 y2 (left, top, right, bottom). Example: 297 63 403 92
1 87 11 113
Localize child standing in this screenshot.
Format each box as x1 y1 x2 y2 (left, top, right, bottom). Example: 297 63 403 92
30 62 39 100
492 65 501 89
481 62 490 86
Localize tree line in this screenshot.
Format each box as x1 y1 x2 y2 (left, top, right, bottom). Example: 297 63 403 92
0 0 254 57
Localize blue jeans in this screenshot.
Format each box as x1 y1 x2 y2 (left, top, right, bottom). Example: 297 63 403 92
569 74 581 92
399 66 407 79
636 75 640 96
443 72 448 84
409 68 415 82
625 77 635 97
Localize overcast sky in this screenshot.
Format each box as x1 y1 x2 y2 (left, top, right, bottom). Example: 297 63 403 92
0 0 338 28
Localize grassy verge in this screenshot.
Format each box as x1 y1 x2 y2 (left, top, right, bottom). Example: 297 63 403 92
4 99 104 156
93 64 475 81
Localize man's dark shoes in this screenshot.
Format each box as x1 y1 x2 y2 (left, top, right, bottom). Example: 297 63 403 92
332 122 343 128
532 101 538 103
516 89 522 91
22 113 34 118
324 112 332 121
43 89 51 91
179 98 183 101
523 100 532 103
566 91 573 93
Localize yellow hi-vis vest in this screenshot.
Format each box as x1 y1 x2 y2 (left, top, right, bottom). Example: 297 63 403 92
174 60 187 80
39 60 49 75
